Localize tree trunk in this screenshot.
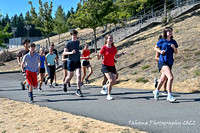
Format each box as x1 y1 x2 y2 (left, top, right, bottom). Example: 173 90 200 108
47 35 51 47
59 34 60 43
93 28 97 53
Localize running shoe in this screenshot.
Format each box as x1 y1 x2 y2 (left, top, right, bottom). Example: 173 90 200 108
103 85 108 94
63 83 67 92
49 85 55 88
21 82 25 90
161 90 168 96
153 90 159 100
29 99 34 104
167 95 176 102
85 79 90 84
81 82 84 86
38 88 43 92
45 80 48 85
43 78 46 82
54 83 59 86
154 78 158 88
76 89 83 97
106 95 114 100
100 89 107 95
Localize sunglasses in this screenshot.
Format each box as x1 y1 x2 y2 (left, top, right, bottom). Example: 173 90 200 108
51 45 54 46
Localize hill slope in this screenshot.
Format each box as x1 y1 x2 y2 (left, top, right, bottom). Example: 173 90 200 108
84 8 200 93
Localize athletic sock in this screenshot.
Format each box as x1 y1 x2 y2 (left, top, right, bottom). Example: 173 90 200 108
155 90 159 94
29 92 33 100
168 93 172 97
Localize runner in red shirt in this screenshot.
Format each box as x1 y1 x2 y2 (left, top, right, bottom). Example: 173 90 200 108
96 34 128 100
81 43 93 86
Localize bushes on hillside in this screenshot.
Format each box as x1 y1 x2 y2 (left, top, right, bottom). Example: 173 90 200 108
0 51 16 62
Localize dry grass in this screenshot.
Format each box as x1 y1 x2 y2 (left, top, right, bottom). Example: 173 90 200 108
0 98 145 133
86 9 200 93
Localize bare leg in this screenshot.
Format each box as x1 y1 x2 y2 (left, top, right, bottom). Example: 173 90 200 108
81 66 86 83
85 65 93 80
76 68 81 90
104 72 116 95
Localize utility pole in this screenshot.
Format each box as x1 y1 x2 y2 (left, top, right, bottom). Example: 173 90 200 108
25 25 31 38
11 27 17 38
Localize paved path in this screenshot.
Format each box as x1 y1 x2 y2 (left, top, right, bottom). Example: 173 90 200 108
0 73 200 133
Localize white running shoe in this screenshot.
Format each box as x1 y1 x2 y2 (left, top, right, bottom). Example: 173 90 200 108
167 95 176 102
106 95 114 100
103 85 108 94
100 89 107 95
153 90 159 100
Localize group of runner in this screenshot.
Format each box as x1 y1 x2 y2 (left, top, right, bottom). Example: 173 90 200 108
18 27 178 103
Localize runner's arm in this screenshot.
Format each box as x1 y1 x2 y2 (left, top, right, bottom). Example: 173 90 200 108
155 52 160 61
63 48 75 55
154 45 165 54
115 51 128 58
38 58 41 74
95 53 103 60
171 44 178 54
17 57 21 67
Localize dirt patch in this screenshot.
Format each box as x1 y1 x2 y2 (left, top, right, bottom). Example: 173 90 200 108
0 98 145 133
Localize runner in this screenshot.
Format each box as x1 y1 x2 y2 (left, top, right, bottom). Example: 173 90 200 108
45 47 58 88
153 27 178 102
96 34 128 100
44 42 59 86
154 35 168 96
62 52 71 87
21 43 41 103
80 43 93 86
62 29 83 97
38 47 47 92
17 38 30 90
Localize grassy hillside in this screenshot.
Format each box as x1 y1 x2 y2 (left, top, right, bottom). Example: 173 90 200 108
61 8 200 93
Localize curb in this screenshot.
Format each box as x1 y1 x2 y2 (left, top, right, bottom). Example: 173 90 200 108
0 70 21 74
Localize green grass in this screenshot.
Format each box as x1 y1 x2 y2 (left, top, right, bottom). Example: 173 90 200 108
141 65 150 70
195 69 200 76
78 131 86 133
2 131 6 133
175 30 179 33
174 56 182 60
196 59 200 61
152 69 158 73
195 51 200 56
183 66 190 69
130 53 134 56
131 71 138 75
183 48 196 51
136 77 149 83
186 54 192 58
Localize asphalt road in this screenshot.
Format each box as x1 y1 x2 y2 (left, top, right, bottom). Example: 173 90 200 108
0 73 200 133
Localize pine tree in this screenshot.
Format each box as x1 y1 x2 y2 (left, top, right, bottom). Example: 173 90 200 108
28 0 54 46
68 0 118 53
54 5 69 43
0 23 12 48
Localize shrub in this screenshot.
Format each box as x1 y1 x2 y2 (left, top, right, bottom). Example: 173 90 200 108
142 65 150 70
0 51 16 62
136 77 149 83
195 51 200 56
0 61 5 66
195 69 200 76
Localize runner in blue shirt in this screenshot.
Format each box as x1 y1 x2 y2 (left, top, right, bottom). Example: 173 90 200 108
153 27 178 102
38 47 47 91
62 29 83 97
